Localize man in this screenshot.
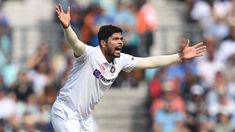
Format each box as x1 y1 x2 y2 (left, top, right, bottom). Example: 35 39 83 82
51 4 206 132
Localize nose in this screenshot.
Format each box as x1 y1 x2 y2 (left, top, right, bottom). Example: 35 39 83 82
118 40 124 46
120 41 124 46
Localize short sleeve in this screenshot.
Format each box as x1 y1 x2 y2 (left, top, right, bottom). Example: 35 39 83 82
120 53 137 73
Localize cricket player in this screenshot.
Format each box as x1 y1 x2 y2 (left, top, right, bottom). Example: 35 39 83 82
51 4 206 132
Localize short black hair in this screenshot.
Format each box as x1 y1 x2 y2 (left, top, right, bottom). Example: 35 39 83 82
98 25 122 44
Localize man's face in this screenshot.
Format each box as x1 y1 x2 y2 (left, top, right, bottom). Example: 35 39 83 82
105 32 124 58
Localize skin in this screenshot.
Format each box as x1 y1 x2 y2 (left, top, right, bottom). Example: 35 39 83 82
56 4 124 63
54 4 207 132
56 5 85 57
100 33 124 62
55 4 207 69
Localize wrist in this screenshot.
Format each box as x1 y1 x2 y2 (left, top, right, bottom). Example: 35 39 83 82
178 52 183 62
63 23 70 29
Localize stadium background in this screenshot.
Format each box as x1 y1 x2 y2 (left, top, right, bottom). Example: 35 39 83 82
0 0 235 131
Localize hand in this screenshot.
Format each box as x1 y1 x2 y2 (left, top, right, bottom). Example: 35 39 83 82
180 39 207 60
55 4 71 28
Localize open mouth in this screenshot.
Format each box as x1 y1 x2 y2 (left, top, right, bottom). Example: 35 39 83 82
115 47 122 52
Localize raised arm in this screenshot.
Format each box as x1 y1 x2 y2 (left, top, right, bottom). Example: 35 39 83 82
135 40 206 69
55 4 85 57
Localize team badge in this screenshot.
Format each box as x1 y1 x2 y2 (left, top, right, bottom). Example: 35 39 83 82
110 66 115 73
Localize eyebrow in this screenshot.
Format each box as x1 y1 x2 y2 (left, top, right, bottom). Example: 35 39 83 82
112 36 123 40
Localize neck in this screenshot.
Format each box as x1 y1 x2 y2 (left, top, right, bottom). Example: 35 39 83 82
106 56 113 63
101 47 113 63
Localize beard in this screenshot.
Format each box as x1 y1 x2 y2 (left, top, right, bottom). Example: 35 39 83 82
107 46 121 58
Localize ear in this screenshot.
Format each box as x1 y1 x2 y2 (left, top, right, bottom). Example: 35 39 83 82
100 40 106 48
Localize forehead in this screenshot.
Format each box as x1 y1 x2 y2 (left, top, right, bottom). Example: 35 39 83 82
110 32 122 38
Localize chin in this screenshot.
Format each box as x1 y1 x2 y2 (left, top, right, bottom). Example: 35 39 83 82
113 54 121 58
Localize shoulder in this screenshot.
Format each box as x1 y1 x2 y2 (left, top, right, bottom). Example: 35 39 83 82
117 53 137 72
116 53 136 64
83 45 99 55
119 53 135 60
74 45 98 61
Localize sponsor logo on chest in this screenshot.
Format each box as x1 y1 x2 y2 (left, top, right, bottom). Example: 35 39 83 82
93 69 115 83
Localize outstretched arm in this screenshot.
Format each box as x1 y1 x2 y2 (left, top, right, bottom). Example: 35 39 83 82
135 40 206 69
55 4 85 57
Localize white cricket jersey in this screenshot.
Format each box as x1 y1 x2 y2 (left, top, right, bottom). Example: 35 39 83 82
57 45 137 119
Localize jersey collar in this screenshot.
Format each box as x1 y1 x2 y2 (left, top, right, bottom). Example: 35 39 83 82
98 46 115 65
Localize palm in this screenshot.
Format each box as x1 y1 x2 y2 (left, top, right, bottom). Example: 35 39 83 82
181 40 206 60
55 4 71 28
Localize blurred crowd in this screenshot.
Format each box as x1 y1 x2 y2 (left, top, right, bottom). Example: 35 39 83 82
54 0 158 88
0 0 235 131
0 0 158 131
149 0 235 132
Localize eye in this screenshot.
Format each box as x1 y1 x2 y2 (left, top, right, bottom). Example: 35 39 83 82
112 36 123 41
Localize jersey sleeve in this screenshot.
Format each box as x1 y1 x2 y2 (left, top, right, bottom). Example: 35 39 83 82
120 53 137 73
75 45 94 62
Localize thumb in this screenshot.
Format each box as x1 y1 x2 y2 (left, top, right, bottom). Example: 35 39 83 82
185 39 190 48
180 39 189 51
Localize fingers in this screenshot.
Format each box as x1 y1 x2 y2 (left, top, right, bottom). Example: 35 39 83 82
196 45 207 51
58 4 63 13
196 52 205 57
196 43 207 53
196 45 207 55
193 42 204 48
55 6 60 15
67 6 71 15
55 4 64 14
195 43 206 49
196 48 206 54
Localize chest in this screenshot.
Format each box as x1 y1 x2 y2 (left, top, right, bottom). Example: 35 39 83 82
91 58 121 85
